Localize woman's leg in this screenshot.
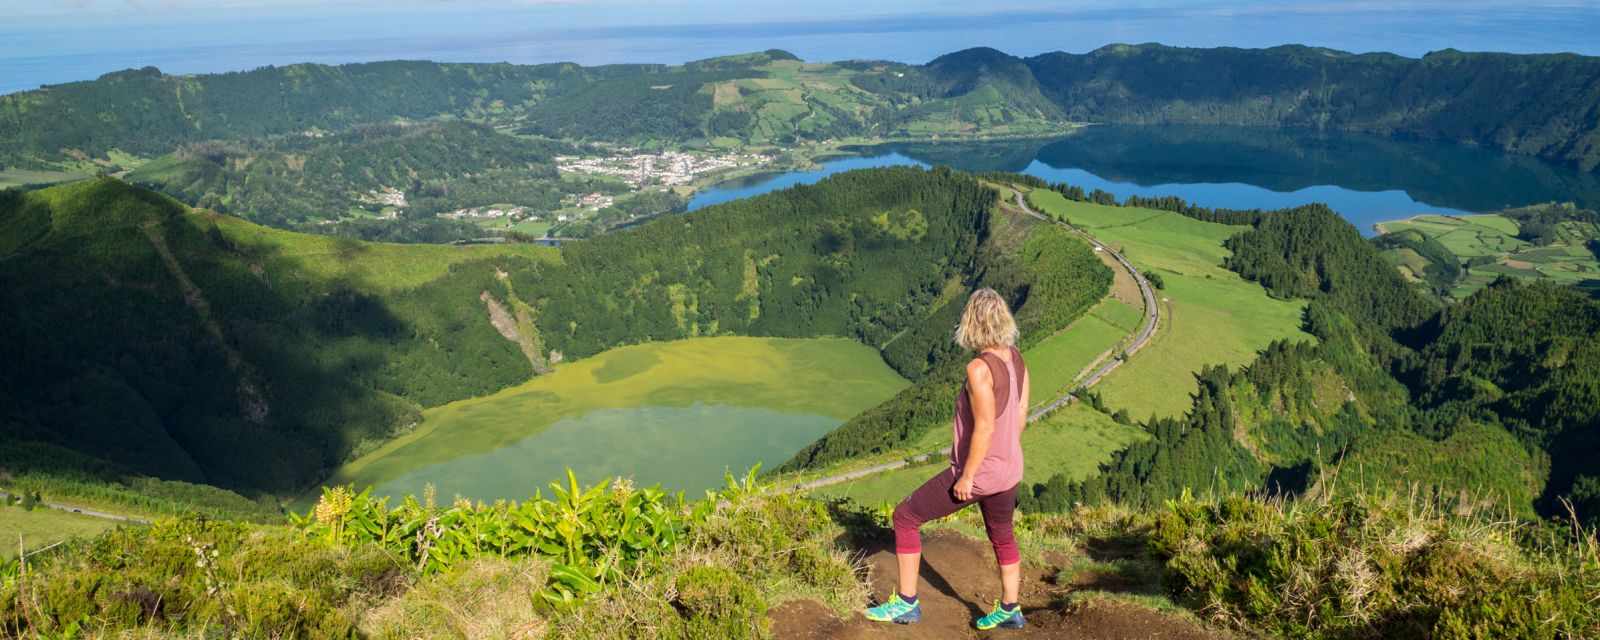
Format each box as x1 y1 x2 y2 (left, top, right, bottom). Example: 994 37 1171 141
977 485 1021 604
890 470 972 597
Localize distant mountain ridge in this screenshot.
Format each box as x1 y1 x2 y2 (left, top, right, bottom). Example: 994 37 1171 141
3 43 1600 174
1018 44 1600 172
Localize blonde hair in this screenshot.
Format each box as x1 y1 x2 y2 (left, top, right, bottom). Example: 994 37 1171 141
954 288 1018 351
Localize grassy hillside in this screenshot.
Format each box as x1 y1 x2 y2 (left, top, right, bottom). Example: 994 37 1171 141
1024 298 1142 408
0 506 116 560
1026 189 1313 418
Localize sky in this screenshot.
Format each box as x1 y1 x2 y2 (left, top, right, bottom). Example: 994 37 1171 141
4 0 1599 94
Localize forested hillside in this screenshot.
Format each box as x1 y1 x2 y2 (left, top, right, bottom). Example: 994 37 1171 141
1024 44 1600 172
783 208 1113 470
0 61 574 163
127 122 579 226
1401 279 1600 520
0 179 554 493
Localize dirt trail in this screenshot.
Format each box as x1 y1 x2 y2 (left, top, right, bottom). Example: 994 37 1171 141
770 530 1227 640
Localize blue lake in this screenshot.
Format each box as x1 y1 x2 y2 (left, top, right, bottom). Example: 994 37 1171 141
688 153 931 211
689 126 1600 235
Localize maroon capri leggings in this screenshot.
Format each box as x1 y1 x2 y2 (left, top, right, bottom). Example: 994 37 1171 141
891 469 1020 565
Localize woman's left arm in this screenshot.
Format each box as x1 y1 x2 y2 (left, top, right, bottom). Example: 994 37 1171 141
1019 367 1030 431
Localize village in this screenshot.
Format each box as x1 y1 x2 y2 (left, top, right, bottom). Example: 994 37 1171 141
432 149 766 232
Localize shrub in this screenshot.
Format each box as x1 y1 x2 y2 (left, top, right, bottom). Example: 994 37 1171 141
549 472 863 639
674 567 768 639
1 517 390 638
1152 489 1600 639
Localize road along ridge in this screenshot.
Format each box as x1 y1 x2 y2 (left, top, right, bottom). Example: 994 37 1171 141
0 490 151 527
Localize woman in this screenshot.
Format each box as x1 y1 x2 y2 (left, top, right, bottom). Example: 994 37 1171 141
864 288 1029 630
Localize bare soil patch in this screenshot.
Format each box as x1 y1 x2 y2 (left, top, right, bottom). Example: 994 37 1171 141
771 530 1227 639
1098 249 1143 307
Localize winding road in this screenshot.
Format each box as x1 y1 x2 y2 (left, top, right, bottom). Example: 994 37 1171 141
790 189 1161 493
0 491 150 526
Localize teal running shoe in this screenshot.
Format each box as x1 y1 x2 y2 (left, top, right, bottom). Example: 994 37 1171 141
863 593 921 624
974 601 1025 630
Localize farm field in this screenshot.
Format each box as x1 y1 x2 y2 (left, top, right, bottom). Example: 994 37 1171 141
1375 213 1600 298
0 507 119 559
328 337 908 501
709 60 881 144
1023 298 1141 410
1027 190 1313 419
809 403 1147 506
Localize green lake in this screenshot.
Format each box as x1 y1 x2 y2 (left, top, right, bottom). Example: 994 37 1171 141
329 336 907 501
373 404 840 500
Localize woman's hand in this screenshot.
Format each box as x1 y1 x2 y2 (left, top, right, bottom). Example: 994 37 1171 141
953 475 975 501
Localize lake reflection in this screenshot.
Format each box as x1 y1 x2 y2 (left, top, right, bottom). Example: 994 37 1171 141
690 126 1600 235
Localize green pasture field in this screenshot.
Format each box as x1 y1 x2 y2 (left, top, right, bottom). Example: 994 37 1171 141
809 403 1147 506
508 220 553 236
1023 298 1141 409
327 337 908 499
1383 214 1529 258
1377 213 1600 298
1027 190 1314 419
0 507 120 559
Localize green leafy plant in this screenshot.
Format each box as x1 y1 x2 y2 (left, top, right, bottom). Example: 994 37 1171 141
296 470 693 608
